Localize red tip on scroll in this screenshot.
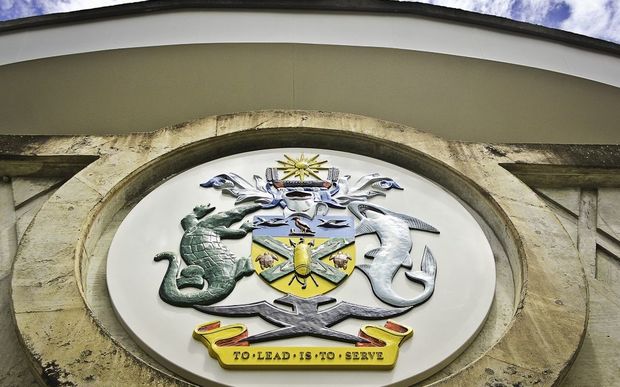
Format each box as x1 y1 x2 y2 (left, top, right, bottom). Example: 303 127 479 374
197 321 221 333
384 321 408 333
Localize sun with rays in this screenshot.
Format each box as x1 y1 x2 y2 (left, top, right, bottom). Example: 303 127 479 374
276 154 328 181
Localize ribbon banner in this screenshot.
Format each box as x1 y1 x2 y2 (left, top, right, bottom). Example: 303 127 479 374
193 320 412 369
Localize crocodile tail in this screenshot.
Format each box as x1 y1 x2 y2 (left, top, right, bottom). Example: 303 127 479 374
154 252 236 307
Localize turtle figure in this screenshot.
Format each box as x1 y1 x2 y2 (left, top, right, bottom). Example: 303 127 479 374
330 252 352 270
154 203 262 307
256 252 279 270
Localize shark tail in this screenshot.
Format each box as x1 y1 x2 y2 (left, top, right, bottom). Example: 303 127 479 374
404 246 436 301
357 246 437 308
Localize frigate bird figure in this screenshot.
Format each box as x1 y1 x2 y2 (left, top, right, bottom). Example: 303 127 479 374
318 218 349 228
253 216 288 228
292 216 314 235
194 294 411 344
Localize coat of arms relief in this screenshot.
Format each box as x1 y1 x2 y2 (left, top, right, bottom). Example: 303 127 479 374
153 153 440 369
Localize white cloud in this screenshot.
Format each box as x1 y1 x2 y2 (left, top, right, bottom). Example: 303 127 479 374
560 0 620 43
414 0 620 43
429 0 514 16
513 0 556 24
420 0 558 21
422 0 518 18
0 0 144 20
49 0 146 13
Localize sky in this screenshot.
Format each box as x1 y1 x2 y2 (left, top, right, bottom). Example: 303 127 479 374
0 0 618 44
417 0 620 43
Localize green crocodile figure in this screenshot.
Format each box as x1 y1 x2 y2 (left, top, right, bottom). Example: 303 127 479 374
154 203 262 307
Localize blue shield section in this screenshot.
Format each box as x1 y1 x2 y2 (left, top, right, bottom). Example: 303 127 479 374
253 215 354 238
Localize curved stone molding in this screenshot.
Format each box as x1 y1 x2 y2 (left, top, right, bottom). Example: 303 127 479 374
10 111 587 385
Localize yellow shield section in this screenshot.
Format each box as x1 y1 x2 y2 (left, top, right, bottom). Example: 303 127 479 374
252 237 355 298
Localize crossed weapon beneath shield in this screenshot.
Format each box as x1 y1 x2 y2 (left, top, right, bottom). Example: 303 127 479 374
195 294 412 344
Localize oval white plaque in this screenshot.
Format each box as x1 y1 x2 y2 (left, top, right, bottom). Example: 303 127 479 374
107 148 495 386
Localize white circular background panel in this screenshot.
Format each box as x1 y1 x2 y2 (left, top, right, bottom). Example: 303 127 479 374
107 148 495 386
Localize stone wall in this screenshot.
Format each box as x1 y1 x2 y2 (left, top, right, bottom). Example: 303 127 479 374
0 111 617 386
1 175 75 386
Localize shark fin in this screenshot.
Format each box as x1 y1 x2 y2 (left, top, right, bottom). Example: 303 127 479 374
405 246 437 284
419 246 437 276
401 253 413 269
355 219 376 236
349 202 438 234
391 211 439 233
364 248 381 259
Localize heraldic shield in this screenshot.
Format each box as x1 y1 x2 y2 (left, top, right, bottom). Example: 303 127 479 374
252 215 356 297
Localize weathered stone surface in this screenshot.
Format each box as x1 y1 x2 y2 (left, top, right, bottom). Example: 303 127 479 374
540 187 620 387
15 308 187 386
598 188 620 240
509 167 620 387
0 180 17 279
14 193 56 242
12 177 103 313
11 177 64 208
578 189 598 278
0 277 39 387
596 248 620 297
433 355 556 387
564 269 620 387
536 187 581 216
5 111 592 386
0 176 72 385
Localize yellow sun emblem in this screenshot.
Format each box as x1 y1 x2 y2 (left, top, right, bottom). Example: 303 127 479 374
276 154 328 181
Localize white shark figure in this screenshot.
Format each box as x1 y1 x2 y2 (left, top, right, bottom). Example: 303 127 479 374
348 202 439 307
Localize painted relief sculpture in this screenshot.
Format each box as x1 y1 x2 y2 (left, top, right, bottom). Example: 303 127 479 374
249 212 357 298
154 153 440 369
154 203 261 306
201 153 403 210
195 294 410 343
348 202 439 307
